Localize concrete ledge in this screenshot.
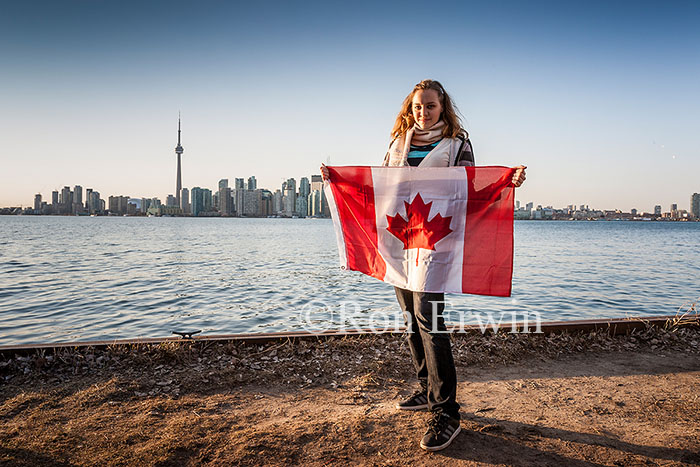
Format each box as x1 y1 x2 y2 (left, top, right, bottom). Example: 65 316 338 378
1 314 698 355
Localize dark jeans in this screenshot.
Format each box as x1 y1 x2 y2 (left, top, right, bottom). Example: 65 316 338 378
394 287 460 419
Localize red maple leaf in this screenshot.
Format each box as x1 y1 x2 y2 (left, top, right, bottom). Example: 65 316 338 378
386 193 453 266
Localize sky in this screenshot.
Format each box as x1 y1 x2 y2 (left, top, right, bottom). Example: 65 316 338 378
1 0 699 211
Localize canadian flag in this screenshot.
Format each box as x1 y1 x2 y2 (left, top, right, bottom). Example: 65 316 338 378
324 166 515 297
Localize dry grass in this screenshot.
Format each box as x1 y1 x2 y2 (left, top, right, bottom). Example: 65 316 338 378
1 319 699 466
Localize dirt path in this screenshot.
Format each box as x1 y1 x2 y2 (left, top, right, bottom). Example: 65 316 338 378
1 329 699 466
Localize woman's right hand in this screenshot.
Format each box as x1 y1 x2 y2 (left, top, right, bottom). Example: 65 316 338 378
320 164 330 181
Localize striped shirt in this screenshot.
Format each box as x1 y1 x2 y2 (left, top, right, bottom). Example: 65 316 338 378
407 140 442 167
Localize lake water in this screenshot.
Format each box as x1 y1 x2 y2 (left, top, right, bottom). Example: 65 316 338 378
1 216 698 346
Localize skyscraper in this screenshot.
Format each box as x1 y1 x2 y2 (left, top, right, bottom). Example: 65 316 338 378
247 176 257 190
691 193 700 219
180 188 190 214
175 115 184 207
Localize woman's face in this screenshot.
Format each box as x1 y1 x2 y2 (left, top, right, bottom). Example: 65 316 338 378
411 89 443 129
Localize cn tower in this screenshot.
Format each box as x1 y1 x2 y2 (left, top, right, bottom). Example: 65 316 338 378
175 114 184 207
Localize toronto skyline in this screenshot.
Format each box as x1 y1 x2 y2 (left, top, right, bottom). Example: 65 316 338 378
1 1 699 210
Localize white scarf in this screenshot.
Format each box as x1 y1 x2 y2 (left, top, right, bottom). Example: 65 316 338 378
386 121 463 167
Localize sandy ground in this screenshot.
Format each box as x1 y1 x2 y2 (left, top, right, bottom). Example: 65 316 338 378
1 326 699 466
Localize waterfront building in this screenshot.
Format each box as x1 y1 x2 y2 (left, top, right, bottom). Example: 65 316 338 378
141 198 151 214
88 191 101 214
191 187 205 216
631 208 637 216
654 205 662 216
310 174 323 192
175 116 184 208
282 178 296 217
260 189 272 216
236 189 262 216
191 187 202 216
299 177 310 199
670 203 679 219
247 176 257 191
691 193 700 219
295 195 308 218
74 185 83 208
85 188 93 210
309 190 321 217
309 174 330 217
180 188 190 215
273 189 282 214
202 189 212 212
34 194 42 212
108 195 130 215
220 187 233 216
51 190 59 209
60 186 72 214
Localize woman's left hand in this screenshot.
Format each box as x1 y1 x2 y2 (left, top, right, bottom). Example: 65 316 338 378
512 165 527 187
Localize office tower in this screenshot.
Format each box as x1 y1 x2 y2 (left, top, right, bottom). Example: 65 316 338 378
310 174 323 192
298 178 310 218
273 190 282 214
141 198 151 214
202 189 212 212
631 208 637 216
85 189 93 209
72 185 83 214
295 195 307 218
235 178 245 190
220 187 233 215
52 190 59 206
166 194 177 207
309 175 331 218
180 188 190 214
654 205 662 215
191 187 204 216
282 178 296 216
309 191 320 217
260 189 272 216
109 196 129 215
74 185 83 206
60 186 72 214
299 177 310 199
34 194 42 211
238 189 262 217
692 193 700 219
175 115 184 207
219 179 229 191
671 203 678 211
88 191 101 214
525 202 534 211
247 176 257 191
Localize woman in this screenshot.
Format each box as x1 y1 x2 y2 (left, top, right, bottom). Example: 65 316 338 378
322 79 526 452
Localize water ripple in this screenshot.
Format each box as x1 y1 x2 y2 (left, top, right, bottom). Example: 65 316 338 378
0 217 698 345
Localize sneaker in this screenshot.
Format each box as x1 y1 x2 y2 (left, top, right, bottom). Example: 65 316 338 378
396 390 429 411
420 412 461 452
